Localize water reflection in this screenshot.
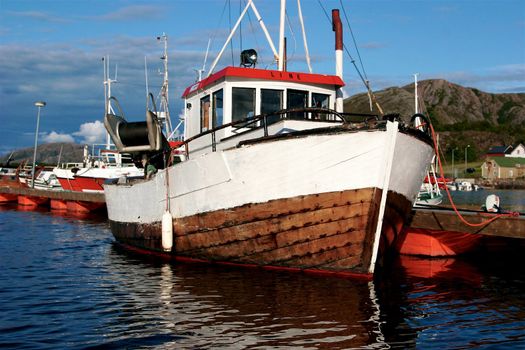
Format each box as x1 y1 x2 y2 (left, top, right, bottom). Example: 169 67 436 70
377 254 525 349
105 245 396 349
1 208 524 349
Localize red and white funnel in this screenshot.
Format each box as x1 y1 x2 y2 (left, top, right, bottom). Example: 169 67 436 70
332 9 344 113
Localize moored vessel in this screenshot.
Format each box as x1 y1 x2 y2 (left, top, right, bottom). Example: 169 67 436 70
103 2 434 277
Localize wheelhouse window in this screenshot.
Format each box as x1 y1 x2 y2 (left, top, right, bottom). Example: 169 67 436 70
232 87 255 124
200 95 210 132
287 89 308 120
212 89 223 129
312 93 330 109
261 89 283 125
311 93 330 120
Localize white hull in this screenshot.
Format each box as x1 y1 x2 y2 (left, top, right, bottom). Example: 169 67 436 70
53 165 142 180
105 122 433 225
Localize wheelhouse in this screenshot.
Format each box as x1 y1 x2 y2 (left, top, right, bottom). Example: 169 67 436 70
181 66 345 156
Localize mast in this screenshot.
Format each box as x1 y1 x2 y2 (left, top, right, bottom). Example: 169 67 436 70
277 0 286 71
103 56 117 149
207 0 284 76
157 33 173 140
297 0 312 73
414 73 419 114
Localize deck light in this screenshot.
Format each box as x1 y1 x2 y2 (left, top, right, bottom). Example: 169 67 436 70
240 49 257 68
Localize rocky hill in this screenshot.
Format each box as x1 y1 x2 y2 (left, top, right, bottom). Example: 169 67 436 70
345 79 525 126
344 79 525 160
0 143 85 166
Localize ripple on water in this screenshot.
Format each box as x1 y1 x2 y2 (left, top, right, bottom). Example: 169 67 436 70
1 207 524 349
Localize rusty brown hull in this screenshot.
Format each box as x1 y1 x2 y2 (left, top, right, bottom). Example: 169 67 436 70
110 188 413 276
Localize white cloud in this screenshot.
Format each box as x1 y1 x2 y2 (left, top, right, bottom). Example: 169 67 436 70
42 131 75 143
73 120 106 144
94 5 163 22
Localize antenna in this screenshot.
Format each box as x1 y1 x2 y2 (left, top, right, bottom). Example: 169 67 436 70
195 38 211 82
144 56 149 111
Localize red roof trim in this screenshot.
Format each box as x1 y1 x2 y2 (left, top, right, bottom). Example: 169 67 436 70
182 66 345 98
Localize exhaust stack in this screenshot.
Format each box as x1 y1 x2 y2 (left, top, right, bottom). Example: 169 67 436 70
332 9 344 113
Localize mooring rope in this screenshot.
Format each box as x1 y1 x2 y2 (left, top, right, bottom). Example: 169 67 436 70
428 122 520 227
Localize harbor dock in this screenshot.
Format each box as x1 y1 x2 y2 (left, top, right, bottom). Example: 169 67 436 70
0 186 105 213
411 206 524 238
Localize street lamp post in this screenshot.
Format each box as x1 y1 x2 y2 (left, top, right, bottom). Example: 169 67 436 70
464 145 470 175
31 101 46 189
452 147 458 179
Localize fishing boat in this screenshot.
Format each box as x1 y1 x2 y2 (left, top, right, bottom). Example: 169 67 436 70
53 146 142 193
415 167 443 207
53 56 144 193
412 75 443 207
102 2 434 277
0 167 21 202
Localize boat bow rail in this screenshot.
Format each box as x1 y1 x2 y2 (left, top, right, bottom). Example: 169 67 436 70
179 109 433 160
180 107 377 157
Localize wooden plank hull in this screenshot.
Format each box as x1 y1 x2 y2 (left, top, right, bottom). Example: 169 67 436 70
110 188 413 277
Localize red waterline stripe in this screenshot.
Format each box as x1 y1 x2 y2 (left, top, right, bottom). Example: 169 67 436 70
116 242 373 280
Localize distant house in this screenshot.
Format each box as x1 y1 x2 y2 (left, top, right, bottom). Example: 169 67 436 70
481 156 525 179
485 145 513 158
506 143 525 158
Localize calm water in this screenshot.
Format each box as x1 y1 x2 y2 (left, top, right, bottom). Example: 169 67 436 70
443 189 525 213
1 203 524 349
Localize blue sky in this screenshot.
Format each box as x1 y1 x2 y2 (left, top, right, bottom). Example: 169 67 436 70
1 0 524 153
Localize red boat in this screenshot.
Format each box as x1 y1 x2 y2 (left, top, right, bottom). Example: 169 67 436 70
397 206 524 257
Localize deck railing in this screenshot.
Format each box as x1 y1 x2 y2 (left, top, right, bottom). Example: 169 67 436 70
181 108 378 159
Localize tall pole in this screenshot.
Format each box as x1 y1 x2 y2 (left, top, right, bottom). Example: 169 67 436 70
277 0 286 71
452 148 455 179
464 145 470 174
414 73 419 114
31 101 46 188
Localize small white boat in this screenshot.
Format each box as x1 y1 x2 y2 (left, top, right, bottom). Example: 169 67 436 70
446 183 457 191
27 170 63 191
53 147 143 193
458 181 473 191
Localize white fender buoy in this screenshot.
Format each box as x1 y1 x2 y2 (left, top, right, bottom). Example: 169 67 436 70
485 194 500 213
162 210 173 252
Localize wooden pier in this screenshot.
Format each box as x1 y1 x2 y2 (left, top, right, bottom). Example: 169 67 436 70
0 186 105 213
410 206 524 238
398 206 525 257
